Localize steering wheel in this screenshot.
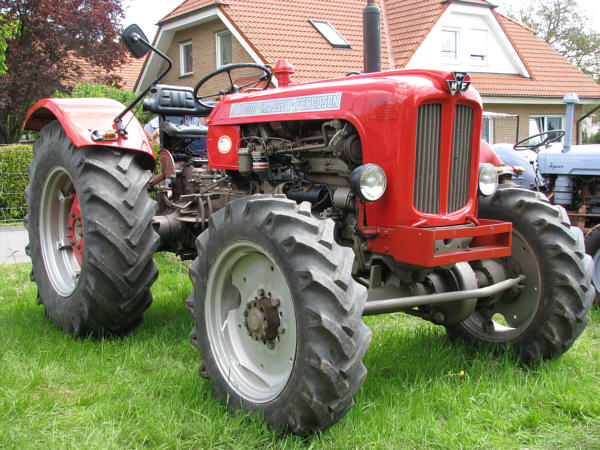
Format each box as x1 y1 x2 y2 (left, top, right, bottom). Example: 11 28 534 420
193 63 273 109
513 130 565 151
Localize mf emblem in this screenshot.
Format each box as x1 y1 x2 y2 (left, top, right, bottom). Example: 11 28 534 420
447 72 471 96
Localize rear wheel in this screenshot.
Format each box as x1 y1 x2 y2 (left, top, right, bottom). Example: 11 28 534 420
25 121 159 336
447 188 593 362
584 225 600 306
188 196 371 435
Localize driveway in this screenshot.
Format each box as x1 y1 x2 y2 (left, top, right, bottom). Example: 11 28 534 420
0 226 30 265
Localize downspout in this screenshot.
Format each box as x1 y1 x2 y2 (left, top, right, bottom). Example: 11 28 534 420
380 0 396 70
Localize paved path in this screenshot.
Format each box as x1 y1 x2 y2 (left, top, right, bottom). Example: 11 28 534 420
0 226 30 265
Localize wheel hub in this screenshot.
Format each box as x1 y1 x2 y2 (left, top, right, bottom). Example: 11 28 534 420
244 290 284 348
67 193 84 265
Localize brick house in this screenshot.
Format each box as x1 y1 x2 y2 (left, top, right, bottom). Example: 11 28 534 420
136 0 600 144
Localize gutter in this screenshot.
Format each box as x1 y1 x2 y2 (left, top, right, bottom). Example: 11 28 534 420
157 2 229 27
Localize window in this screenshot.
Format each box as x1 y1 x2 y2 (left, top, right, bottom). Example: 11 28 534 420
179 41 193 76
529 115 565 143
216 30 232 67
442 28 458 60
482 117 493 144
470 29 488 63
309 19 351 48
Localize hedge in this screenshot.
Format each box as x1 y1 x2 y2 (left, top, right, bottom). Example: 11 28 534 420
0 144 32 221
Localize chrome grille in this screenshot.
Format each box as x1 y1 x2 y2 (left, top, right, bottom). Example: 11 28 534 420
448 105 473 212
414 103 441 214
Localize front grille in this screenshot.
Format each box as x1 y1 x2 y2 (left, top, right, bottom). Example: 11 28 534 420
413 103 474 214
414 104 441 214
448 105 473 212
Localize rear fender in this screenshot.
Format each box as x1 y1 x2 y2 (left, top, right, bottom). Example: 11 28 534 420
23 98 156 170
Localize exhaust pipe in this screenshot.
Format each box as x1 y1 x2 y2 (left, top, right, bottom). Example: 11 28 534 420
363 0 381 73
562 93 579 153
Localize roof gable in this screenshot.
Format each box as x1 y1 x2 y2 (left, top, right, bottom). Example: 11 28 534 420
405 2 529 77
149 0 390 84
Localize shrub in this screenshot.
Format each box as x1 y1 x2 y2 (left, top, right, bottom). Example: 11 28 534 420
55 82 154 125
0 145 32 221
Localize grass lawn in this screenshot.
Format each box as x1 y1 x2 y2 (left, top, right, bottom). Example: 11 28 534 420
1 252 599 448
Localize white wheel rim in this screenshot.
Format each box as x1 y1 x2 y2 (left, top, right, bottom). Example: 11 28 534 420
460 230 541 342
205 240 297 403
40 166 81 297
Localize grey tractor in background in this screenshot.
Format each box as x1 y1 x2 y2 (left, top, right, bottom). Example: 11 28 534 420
493 93 600 303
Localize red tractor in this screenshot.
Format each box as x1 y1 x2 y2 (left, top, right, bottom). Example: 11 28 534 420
21 11 593 435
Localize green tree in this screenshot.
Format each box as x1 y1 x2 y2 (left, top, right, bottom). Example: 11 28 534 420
0 0 127 144
509 0 600 82
0 17 17 74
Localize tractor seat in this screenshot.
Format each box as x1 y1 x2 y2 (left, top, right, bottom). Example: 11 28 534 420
161 121 208 139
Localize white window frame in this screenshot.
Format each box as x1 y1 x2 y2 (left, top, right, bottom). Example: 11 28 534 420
309 19 351 48
216 30 233 67
529 115 565 143
179 40 193 76
470 28 488 65
441 27 459 62
482 116 494 144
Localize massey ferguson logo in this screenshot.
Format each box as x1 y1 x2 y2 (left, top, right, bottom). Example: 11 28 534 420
447 72 471 96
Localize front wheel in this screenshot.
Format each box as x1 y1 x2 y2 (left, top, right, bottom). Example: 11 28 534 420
447 188 593 362
188 196 371 435
25 121 160 336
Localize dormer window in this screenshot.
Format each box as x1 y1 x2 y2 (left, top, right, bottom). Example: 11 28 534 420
442 28 458 60
309 19 351 48
470 29 488 64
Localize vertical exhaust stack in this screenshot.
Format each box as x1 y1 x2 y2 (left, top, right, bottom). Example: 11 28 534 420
562 93 580 153
363 0 381 73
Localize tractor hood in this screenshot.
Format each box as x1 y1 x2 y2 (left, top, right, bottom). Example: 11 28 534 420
538 144 600 176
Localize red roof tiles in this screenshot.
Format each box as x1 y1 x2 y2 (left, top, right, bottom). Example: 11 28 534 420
157 0 600 98
160 0 390 82
470 13 600 98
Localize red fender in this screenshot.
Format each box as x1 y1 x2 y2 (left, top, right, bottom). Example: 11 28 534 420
23 98 156 169
478 139 503 166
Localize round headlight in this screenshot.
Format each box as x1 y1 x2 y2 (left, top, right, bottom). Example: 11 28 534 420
350 164 387 202
479 163 498 197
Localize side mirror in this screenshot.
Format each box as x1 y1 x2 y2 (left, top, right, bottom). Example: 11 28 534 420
121 24 150 59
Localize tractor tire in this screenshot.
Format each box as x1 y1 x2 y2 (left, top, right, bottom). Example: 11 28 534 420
188 195 371 435
25 121 159 336
584 225 600 306
447 187 593 362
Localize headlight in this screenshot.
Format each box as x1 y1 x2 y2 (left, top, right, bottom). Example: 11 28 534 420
479 163 498 196
349 164 387 202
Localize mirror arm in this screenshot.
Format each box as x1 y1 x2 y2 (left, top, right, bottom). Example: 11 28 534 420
114 35 173 138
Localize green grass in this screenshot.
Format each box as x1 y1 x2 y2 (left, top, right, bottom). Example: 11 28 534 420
1 253 599 448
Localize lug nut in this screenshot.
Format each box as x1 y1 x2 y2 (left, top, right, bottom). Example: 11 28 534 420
278 326 286 334
266 341 275 350
258 288 265 297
